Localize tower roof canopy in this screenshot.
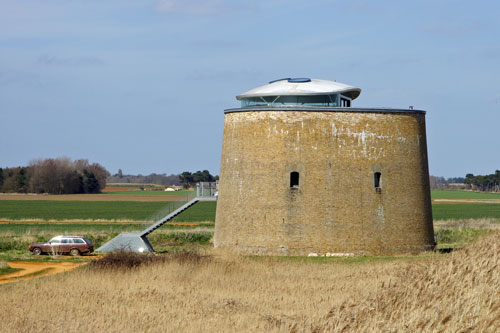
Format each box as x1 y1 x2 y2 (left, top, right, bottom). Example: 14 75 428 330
236 78 361 100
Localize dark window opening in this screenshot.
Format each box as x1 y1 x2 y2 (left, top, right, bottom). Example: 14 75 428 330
290 172 299 188
374 172 381 189
340 98 351 107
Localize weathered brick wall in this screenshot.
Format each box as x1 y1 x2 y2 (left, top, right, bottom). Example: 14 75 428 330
214 109 434 256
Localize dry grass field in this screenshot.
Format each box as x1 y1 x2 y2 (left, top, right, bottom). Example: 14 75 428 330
0 232 498 332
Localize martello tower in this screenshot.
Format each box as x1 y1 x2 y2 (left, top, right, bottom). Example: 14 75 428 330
214 78 434 256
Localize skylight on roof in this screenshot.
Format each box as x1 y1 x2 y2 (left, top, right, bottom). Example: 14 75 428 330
287 78 311 83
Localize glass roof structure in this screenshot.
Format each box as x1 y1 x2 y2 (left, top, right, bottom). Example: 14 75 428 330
237 78 361 108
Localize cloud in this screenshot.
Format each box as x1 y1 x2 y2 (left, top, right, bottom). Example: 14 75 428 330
37 55 105 66
156 0 259 15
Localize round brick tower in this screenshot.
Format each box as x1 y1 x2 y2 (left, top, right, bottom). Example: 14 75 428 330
214 78 434 256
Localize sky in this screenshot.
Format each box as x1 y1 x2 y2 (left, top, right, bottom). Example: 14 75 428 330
1 0 499 177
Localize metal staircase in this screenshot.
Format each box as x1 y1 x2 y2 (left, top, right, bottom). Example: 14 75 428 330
96 196 216 253
141 196 216 237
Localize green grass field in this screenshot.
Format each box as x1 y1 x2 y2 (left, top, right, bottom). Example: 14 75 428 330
430 190 500 220
432 203 500 220
431 190 500 199
105 190 195 196
3 198 500 222
0 201 169 221
0 200 217 222
0 224 214 262
171 202 216 222
0 224 214 252
0 223 143 235
0 222 212 236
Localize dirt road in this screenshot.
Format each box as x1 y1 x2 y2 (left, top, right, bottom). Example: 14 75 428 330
0 261 86 285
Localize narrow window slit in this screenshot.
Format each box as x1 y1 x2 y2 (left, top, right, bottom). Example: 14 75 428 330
374 172 381 189
290 172 299 188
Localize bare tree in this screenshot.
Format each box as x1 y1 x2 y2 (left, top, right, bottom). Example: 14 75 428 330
27 157 109 194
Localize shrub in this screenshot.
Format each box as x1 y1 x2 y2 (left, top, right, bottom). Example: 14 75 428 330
435 228 491 246
88 250 210 271
0 237 31 251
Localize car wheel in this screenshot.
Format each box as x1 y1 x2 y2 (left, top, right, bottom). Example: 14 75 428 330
32 247 42 255
69 248 80 256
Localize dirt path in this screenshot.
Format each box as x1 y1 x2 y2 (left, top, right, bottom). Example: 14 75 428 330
0 261 86 285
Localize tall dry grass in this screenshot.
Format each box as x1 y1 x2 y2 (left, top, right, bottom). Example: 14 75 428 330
0 233 498 332
315 232 500 332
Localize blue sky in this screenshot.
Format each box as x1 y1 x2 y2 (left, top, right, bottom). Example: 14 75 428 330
1 0 499 177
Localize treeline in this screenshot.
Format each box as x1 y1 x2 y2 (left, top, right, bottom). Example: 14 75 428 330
430 171 500 192
0 158 109 194
107 169 181 186
465 171 500 192
180 170 218 188
108 169 218 188
429 176 466 190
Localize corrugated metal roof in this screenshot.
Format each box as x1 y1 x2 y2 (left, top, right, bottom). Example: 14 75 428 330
236 78 361 100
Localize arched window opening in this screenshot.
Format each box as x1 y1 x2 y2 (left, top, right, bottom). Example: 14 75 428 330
374 172 382 189
290 172 299 188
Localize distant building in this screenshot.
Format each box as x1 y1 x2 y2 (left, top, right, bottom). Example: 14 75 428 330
215 78 434 256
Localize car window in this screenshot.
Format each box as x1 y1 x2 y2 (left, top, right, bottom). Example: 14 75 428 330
61 238 72 244
83 238 93 246
50 238 62 243
74 239 84 244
